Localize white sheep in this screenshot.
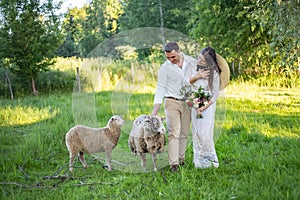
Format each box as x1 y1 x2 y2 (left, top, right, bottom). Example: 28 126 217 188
65 115 125 172
128 114 166 171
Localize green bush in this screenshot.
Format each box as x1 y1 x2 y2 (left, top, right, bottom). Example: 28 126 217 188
0 57 80 98
35 70 76 94
0 68 76 98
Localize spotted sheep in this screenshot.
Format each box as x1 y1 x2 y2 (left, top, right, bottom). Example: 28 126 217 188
128 114 166 171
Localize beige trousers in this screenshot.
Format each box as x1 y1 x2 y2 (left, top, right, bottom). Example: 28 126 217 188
164 98 191 166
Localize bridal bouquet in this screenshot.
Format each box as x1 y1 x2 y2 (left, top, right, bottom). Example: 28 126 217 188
180 85 211 118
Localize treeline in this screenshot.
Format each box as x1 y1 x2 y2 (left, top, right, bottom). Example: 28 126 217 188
0 0 299 97
58 0 300 81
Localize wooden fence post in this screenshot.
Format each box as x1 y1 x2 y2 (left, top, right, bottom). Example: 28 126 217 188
231 62 235 77
76 67 81 92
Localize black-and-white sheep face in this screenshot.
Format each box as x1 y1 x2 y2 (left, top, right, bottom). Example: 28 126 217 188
143 115 166 135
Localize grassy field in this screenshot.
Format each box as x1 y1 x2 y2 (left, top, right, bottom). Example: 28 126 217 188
0 82 299 199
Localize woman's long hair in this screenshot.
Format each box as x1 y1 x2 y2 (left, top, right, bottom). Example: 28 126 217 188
200 47 222 90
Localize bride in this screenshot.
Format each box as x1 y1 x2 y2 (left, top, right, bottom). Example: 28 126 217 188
189 47 229 169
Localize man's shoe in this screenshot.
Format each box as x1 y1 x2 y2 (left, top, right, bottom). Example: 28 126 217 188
170 165 178 173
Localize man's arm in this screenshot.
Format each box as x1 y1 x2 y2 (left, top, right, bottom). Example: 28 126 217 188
151 103 161 116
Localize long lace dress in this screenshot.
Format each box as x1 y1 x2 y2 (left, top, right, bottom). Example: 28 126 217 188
191 70 220 168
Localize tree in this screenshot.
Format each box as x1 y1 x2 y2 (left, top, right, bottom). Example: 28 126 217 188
256 0 300 68
187 0 299 85
56 7 88 57
76 0 123 57
188 0 270 58
119 0 191 35
0 0 62 95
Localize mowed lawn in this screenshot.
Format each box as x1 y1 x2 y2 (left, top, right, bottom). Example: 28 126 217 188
0 82 299 199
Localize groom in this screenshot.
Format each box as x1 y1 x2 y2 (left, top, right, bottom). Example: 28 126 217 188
151 42 197 172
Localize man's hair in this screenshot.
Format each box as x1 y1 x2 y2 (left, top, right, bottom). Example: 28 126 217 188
164 42 179 53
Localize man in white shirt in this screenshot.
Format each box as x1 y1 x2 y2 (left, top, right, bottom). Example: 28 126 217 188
151 42 197 172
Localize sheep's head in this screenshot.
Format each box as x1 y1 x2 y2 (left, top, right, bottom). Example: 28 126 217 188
108 115 125 127
143 115 166 135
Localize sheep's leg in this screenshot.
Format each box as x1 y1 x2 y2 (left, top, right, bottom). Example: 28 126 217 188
78 151 87 168
152 153 157 171
140 153 146 171
105 150 112 171
69 153 76 172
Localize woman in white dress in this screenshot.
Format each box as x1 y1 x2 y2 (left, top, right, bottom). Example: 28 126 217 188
189 47 222 169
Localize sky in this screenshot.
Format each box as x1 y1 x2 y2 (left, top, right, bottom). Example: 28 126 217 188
57 0 88 14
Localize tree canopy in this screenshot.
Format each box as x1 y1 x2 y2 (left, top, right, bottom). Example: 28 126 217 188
55 0 299 82
0 0 62 95
187 0 299 80
0 0 299 95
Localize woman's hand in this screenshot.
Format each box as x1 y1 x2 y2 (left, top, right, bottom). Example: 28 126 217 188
196 107 203 114
197 100 212 113
190 69 210 84
196 69 209 79
197 107 205 113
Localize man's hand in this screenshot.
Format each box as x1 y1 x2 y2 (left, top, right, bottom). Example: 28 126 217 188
151 103 161 116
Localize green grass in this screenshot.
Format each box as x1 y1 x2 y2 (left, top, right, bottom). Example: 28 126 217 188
0 82 299 199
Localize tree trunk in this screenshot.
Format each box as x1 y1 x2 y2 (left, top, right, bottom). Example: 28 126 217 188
159 0 165 44
5 73 14 100
31 75 38 96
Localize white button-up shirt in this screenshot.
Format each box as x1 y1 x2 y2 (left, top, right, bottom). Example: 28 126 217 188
154 53 198 104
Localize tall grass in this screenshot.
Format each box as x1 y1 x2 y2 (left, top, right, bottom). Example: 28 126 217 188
2 54 299 98
0 82 299 199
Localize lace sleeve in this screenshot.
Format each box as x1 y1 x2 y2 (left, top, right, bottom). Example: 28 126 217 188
210 71 220 103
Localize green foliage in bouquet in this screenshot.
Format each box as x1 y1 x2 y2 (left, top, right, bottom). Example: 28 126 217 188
180 85 211 118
